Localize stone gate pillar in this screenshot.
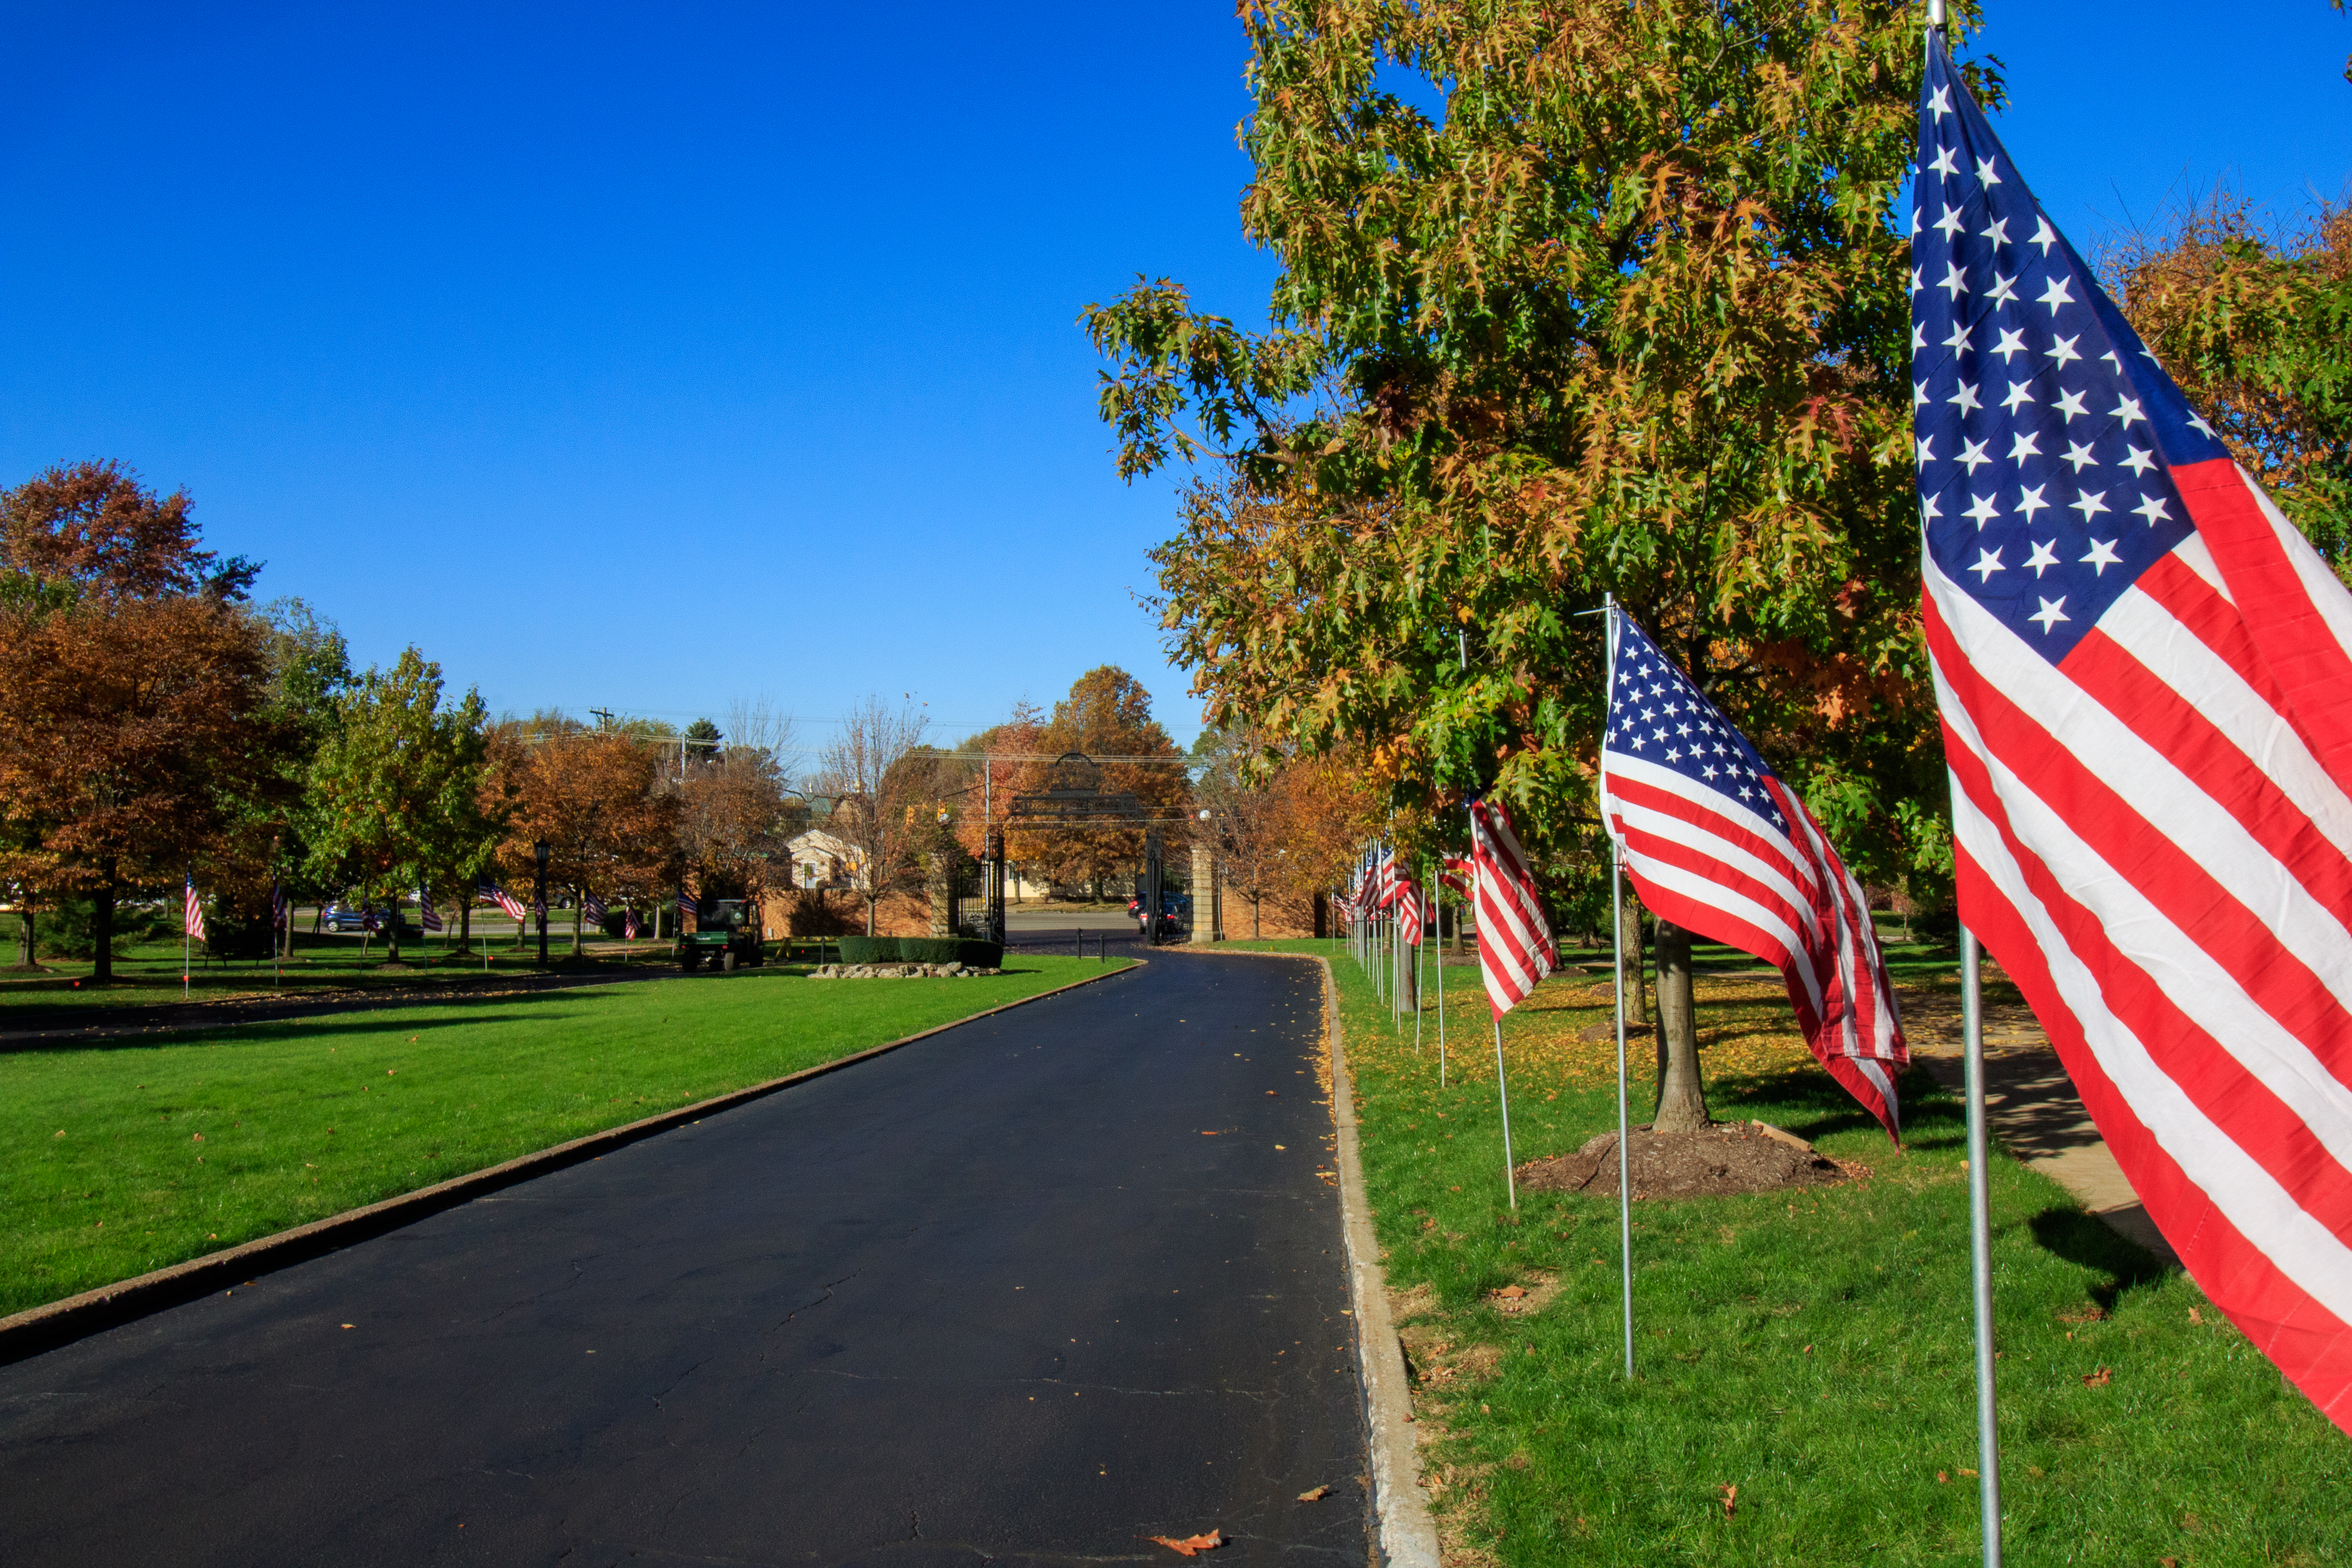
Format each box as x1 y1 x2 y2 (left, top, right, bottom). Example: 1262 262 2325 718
1190 843 1216 944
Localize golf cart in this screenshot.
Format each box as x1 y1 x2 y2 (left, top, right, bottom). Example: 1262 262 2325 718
679 899 765 972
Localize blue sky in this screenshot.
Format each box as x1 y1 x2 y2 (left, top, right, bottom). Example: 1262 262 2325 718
3 3 2345 756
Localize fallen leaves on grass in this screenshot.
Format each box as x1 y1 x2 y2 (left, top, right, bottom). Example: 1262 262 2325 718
1720 1484 1738 1519
1298 1485 1329 1502
2082 1366 2112 1388
1147 1529 1223 1555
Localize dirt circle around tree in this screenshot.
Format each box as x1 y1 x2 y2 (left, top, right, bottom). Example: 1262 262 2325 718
1514 1120 1867 1200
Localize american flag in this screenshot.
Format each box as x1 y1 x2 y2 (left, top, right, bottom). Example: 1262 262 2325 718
182 872 205 942
1921 35 2352 1431
1393 875 1425 947
271 879 287 929
1438 854 1472 900
1597 612 1906 1138
1467 797 1555 1017
583 890 608 926
417 886 442 933
624 907 641 940
480 880 527 921
362 904 380 934
677 886 697 922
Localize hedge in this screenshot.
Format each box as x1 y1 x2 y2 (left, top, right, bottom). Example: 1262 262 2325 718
833 936 1003 969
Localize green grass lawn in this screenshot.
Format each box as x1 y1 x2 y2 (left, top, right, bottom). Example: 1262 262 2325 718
1 955 1126 1317
1224 937 2351 1567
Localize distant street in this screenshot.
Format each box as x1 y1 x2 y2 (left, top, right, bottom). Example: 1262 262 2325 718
0 953 1367 1568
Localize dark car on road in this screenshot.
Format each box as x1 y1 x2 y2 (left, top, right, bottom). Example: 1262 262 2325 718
320 903 371 933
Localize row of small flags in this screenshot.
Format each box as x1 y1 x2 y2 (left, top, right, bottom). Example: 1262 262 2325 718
179 878 687 934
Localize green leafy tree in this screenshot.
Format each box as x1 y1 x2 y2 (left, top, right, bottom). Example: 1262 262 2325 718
1084 0 1996 1127
301 649 493 963
2108 194 2352 561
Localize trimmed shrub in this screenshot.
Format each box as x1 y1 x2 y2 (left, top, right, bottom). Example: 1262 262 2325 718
837 935 897 965
832 936 1002 968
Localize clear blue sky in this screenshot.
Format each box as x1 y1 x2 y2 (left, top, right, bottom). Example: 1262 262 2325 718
3 3 2345 756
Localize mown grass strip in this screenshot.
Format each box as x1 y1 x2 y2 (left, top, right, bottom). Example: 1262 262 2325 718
2 956 1126 1316
1227 938 2349 1568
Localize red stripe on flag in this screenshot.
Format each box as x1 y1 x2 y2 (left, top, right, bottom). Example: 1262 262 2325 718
1946 758 2352 1426
2177 458 2352 781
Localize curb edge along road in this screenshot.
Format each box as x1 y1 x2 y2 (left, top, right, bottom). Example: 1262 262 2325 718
0 959 1144 1368
1181 947 1441 1568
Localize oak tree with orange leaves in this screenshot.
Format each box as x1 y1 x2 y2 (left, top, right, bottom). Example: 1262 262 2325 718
0 462 277 980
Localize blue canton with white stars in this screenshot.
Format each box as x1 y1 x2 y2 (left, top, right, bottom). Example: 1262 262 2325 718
1604 616 1790 839
1915 34 2226 663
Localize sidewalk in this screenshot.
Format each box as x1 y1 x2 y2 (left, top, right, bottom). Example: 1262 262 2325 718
1899 984 2180 1269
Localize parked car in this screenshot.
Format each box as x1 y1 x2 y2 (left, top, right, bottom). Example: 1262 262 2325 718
320 903 370 933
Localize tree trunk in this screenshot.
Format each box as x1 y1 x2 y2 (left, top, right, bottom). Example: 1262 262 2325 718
459 899 471 955
572 887 584 955
92 862 116 983
864 896 877 936
1251 896 1261 940
17 895 35 968
1620 886 1648 1027
1651 916 1709 1132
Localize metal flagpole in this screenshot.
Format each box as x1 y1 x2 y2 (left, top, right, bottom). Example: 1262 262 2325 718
1494 1010 1516 1208
1605 593 1634 1378
1436 876 1448 1087
1963 925 2003 1564
1919 0 1998 1556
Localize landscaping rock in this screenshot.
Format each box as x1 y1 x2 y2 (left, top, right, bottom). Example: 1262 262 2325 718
809 962 1006 980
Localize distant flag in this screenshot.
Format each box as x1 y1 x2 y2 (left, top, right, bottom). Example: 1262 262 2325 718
362 905 381 934
182 872 206 942
417 886 443 933
1918 31 2352 1429
1598 611 1906 1140
624 907 641 941
1394 876 1425 946
583 890 608 926
271 879 287 930
480 880 527 921
678 885 698 922
1467 797 1555 1018
1439 855 1473 900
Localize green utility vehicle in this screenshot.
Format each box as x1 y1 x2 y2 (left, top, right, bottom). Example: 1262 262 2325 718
679 899 765 972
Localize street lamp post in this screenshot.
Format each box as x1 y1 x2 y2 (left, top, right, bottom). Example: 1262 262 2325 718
532 839 551 968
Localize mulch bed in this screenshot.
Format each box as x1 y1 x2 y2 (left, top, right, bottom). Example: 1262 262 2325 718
1515 1120 1864 1200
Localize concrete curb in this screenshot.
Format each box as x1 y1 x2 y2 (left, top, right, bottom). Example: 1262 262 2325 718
1176 946 1440 1568
0 959 1143 1367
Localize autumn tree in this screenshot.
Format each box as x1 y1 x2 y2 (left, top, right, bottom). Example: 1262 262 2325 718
2107 192 2352 562
1192 726 1290 938
1086 0 1988 1125
301 649 496 963
814 696 931 935
0 462 279 978
487 720 681 955
679 719 803 919
1006 667 1190 900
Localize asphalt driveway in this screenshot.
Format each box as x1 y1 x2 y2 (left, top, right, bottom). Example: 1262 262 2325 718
0 952 1366 1568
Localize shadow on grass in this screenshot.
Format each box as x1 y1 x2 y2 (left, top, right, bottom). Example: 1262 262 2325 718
1695 1063 1959 1150
2028 1205 2167 1308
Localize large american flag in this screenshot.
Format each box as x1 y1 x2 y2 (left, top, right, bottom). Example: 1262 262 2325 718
1598 612 1906 1138
1467 797 1555 1017
1919 34 2352 1431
